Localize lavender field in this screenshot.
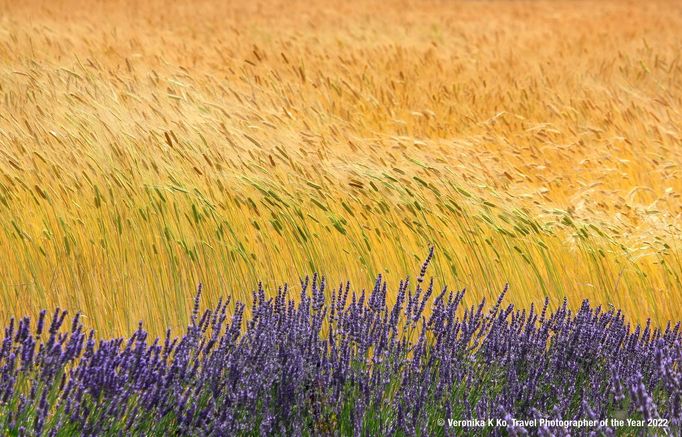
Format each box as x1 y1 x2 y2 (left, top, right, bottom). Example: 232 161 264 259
1 251 681 435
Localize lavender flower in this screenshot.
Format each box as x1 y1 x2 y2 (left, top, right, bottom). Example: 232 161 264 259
0 250 679 435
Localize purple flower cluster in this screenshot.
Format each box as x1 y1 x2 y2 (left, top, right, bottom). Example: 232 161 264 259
1 252 681 435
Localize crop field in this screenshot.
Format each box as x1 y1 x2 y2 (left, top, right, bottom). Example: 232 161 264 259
0 0 681 434
1 0 680 336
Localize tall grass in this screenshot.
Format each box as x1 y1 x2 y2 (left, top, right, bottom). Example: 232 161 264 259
1 0 681 335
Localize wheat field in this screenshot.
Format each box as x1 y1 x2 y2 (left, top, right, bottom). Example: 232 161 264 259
0 0 681 336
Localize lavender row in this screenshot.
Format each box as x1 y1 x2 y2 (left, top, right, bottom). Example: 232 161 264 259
1 250 681 435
